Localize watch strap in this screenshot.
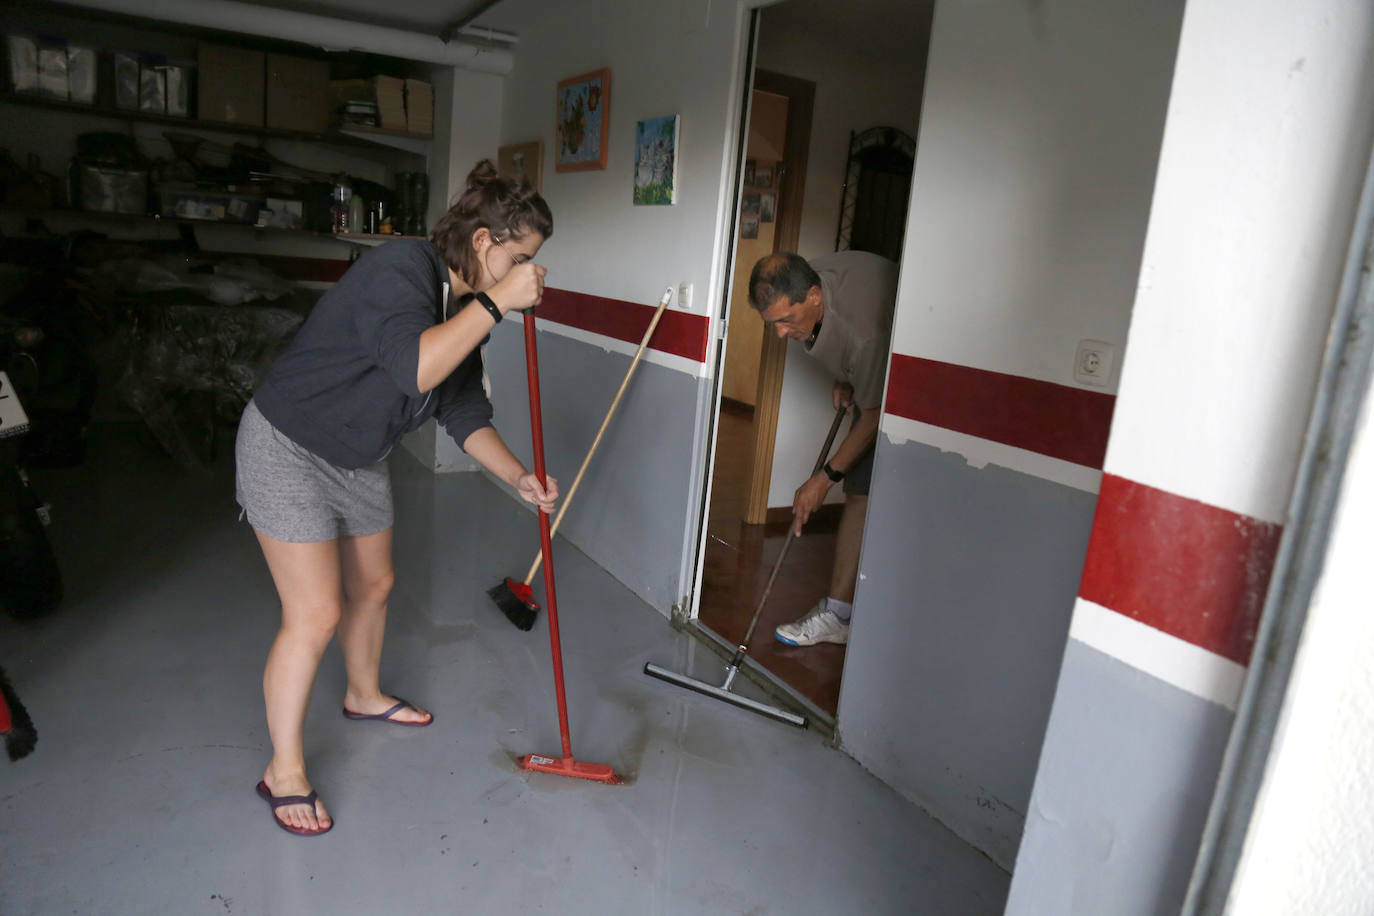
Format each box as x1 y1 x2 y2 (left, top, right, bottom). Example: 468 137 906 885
474 291 502 324
822 461 844 483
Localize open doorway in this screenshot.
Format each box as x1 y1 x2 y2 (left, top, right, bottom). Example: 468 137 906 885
694 1 931 720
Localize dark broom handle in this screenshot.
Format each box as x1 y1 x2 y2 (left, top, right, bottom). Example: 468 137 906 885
737 405 850 652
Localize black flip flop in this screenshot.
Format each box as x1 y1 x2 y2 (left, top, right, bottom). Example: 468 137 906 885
341 697 433 727
256 781 332 836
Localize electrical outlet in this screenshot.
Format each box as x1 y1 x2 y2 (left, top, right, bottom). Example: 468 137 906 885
1074 339 1114 386
679 282 693 311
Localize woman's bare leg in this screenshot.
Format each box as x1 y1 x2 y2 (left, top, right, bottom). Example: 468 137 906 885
257 531 340 832
337 528 430 724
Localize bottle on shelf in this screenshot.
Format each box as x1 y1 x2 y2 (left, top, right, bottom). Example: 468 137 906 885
330 177 353 233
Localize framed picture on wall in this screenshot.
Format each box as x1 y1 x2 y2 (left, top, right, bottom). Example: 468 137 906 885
759 192 776 222
741 192 761 239
498 141 544 190
752 163 774 188
555 68 611 172
633 114 679 205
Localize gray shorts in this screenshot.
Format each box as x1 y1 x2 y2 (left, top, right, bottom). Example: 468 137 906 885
843 443 875 497
234 399 393 543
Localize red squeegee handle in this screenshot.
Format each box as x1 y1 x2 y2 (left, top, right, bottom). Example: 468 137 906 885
521 308 573 759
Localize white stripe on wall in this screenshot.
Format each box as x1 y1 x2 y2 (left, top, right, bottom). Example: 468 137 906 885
1069 597 1246 711
880 414 1104 494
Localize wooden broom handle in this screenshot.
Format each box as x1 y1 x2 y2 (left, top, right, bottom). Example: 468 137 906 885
523 286 674 584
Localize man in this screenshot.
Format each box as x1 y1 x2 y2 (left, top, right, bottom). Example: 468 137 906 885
747 250 898 647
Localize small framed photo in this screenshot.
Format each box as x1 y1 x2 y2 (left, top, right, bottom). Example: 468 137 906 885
741 192 761 239
752 163 774 188
743 159 756 186
498 141 544 190
759 192 776 223
634 114 679 205
556 68 611 172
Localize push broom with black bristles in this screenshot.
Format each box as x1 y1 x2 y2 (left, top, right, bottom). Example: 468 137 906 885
0 664 37 761
645 405 850 728
488 286 673 630
515 302 621 784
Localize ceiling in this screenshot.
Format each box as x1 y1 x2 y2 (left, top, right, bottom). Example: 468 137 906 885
225 0 522 40
223 0 933 51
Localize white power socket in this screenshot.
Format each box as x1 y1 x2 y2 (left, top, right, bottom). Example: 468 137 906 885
1074 339 1115 386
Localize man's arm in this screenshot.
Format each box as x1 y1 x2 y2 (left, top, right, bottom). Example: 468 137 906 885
790 396 881 536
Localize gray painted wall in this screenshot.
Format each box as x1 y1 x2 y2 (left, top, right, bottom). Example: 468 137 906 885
480 320 704 617
1005 640 1234 915
837 434 1099 868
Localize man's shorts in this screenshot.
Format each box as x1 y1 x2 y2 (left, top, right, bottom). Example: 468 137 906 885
843 442 875 497
234 399 393 543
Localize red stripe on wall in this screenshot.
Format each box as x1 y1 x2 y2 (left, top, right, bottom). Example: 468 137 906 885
536 288 710 362
885 354 1117 468
1079 474 1282 665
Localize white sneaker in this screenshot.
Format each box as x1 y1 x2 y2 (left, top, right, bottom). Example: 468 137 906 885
775 602 850 646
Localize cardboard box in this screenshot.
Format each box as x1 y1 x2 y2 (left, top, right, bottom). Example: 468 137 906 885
266 53 330 134
197 43 263 126
371 75 407 131
404 78 432 137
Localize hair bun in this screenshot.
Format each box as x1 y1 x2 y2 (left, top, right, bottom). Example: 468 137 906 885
466 159 501 192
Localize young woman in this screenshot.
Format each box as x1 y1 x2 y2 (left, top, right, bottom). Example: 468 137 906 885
235 160 557 836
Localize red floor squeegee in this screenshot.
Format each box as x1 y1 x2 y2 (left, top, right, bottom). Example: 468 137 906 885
516 304 621 784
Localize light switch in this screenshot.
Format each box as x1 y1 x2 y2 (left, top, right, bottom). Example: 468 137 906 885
679 282 693 311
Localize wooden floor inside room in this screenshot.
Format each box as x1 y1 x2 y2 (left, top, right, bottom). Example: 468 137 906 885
698 399 847 716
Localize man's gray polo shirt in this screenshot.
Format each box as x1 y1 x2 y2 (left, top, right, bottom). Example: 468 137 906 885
803 250 899 410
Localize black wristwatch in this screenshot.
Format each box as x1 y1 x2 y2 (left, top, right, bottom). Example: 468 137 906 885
822 461 844 483
474 291 503 324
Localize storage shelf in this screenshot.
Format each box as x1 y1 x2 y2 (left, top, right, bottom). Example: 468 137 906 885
332 231 425 246
1 204 423 245
0 91 431 156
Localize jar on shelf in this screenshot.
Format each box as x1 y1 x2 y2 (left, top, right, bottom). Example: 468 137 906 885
408 172 429 237
348 192 366 236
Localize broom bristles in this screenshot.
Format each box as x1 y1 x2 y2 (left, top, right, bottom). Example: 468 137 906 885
0 666 37 761
487 577 540 631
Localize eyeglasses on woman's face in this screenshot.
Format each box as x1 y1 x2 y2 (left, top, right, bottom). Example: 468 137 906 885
492 233 532 265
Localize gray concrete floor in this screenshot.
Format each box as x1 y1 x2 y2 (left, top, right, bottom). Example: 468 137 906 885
1 423 1009 915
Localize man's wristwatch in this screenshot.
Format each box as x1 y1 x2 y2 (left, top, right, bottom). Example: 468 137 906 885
822 461 844 483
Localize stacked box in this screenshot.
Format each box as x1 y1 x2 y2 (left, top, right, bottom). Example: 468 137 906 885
266 54 330 134
372 75 406 131
66 45 97 103
111 50 140 110
197 43 264 126
404 79 432 136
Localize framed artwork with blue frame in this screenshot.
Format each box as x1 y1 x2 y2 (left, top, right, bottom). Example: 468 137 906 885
634 114 679 205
